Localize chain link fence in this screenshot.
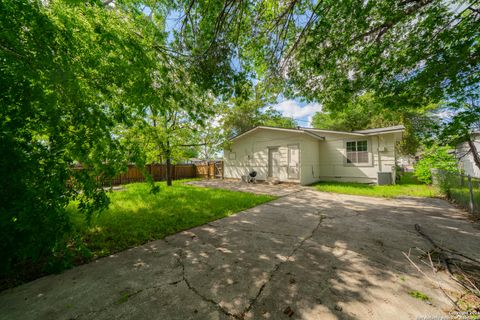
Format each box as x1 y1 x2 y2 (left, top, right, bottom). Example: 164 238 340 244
432 169 480 214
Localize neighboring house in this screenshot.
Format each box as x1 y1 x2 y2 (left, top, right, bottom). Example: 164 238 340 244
456 132 480 178
223 125 404 185
397 154 419 172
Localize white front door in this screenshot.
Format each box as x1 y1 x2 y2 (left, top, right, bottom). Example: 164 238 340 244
268 147 280 178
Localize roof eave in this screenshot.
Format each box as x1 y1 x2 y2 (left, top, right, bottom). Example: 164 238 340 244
303 131 325 140
363 129 405 136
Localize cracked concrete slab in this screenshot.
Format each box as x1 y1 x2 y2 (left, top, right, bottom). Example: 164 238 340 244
0 185 479 320
0 240 183 320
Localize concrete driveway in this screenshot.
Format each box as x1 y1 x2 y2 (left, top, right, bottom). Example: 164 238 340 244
187 179 306 196
0 187 479 320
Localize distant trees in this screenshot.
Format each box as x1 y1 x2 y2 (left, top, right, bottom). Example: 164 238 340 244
311 93 438 155
170 0 479 155
221 81 296 137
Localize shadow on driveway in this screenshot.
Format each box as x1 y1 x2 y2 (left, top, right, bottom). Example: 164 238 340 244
0 189 479 319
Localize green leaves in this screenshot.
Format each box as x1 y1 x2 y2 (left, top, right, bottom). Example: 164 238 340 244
166 0 479 113
0 0 166 278
311 92 439 155
1 0 478 286
414 145 459 184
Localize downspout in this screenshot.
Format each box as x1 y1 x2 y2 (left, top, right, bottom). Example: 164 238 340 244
377 136 382 172
393 136 398 185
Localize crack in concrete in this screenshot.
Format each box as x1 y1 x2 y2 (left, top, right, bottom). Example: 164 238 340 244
77 276 184 319
127 200 324 320
174 250 240 319
238 212 326 319
233 227 301 238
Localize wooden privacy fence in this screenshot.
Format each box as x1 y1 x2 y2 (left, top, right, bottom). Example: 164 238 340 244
105 162 223 186
195 161 223 179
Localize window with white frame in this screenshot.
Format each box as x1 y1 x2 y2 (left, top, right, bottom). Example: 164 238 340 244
346 140 368 164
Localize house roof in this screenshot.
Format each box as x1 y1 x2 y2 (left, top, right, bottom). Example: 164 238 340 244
230 126 326 141
352 125 406 134
230 125 405 141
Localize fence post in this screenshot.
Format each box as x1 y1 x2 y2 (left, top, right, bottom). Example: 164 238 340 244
468 175 474 213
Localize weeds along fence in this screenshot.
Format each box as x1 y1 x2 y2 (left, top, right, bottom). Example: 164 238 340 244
75 162 223 187
433 169 480 214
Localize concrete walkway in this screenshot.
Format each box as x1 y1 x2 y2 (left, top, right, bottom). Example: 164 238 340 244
1 189 479 319
187 180 305 197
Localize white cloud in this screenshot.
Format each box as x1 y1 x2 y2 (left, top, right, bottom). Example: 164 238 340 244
434 109 457 121
273 99 322 119
272 100 322 126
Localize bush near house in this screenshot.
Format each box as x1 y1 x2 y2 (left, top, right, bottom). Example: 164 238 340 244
414 145 459 184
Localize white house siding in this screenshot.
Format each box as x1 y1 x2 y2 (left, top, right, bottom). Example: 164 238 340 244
224 129 321 184
224 129 319 184
457 140 480 178
315 132 397 183
300 138 321 185
224 128 401 185
378 133 398 177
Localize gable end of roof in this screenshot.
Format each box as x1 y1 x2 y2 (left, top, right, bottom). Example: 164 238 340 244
229 125 405 141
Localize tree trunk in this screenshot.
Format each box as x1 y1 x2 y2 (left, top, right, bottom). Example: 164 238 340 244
165 139 173 186
467 138 480 171
166 156 172 186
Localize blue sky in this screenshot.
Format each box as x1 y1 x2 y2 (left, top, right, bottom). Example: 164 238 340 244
161 8 323 127
269 100 322 127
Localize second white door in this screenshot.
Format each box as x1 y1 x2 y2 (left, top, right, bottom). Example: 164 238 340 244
268 147 280 178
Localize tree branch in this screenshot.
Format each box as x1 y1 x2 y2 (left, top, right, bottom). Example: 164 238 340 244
467 137 480 171
174 143 207 147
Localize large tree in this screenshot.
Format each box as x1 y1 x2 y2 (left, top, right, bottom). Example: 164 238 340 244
169 0 479 112
113 42 215 184
248 0 479 110
0 0 165 276
311 93 439 155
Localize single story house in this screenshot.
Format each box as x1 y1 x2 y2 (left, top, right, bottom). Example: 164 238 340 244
223 125 405 185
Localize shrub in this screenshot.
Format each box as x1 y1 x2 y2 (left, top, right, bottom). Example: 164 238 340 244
414 145 459 184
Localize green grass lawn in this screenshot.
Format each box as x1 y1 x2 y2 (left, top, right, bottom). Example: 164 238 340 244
68 180 275 260
312 172 441 198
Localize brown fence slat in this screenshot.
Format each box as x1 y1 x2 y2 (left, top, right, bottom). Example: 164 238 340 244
96 162 221 186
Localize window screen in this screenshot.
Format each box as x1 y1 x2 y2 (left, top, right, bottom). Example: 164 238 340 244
346 140 368 164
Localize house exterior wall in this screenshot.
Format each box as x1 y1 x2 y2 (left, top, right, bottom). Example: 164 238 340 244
224 128 400 185
457 139 480 178
300 138 321 185
316 132 397 183
223 128 321 184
